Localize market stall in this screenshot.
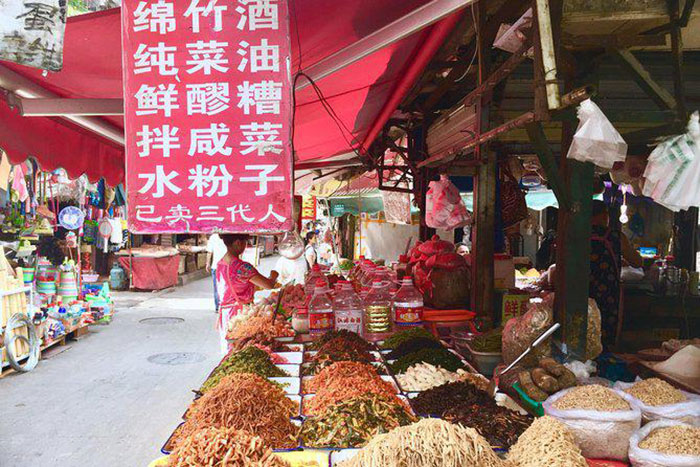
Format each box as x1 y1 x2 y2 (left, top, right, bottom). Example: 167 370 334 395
0 161 115 376
150 259 700 466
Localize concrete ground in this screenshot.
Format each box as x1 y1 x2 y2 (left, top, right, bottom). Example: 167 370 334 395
0 256 278 467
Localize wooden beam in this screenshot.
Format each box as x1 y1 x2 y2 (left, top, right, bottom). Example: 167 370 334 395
562 33 667 49
669 0 688 121
525 122 570 209
613 49 677 110
622 123 681 143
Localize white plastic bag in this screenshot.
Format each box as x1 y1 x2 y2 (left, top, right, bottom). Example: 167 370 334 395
629 420 700 467
425 174 471 230
567 98 628 169
643 112 700 212
543 386 642 461
615 380 700 426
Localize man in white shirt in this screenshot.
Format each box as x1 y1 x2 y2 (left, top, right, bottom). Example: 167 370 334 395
206 233 227 312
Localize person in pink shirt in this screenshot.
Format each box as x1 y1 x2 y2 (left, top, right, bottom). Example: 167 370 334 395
216 234 278 354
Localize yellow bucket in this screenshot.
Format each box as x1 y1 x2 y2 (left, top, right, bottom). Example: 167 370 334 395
148 455 170 467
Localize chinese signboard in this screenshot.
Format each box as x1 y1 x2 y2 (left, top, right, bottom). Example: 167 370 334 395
301 195 316 221
122 0 293 233
0 1 66 71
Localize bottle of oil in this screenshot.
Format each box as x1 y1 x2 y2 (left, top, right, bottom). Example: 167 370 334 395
364 280 392 341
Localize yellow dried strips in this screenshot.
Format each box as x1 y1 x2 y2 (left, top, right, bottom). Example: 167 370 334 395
168 427 289 467
624 378 686 406
507 416 587 467
639 425 700 456
552 384 630 411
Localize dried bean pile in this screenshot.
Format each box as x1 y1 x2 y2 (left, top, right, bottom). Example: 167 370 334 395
623 378 687 406
638 424 700 455
552 384 630 411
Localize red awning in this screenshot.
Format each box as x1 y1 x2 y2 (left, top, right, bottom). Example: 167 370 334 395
0 2 461 184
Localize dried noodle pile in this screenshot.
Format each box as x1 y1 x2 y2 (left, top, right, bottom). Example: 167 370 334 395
170 373 297 451
168 427 289 467
338 418 508 467
507 416 587 467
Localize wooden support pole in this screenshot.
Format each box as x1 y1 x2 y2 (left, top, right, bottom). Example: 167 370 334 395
471 0 496 324
553 72 592 358
613 49 677 111
473 150 497 324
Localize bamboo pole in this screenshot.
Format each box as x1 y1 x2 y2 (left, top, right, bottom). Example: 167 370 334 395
534 0 561 110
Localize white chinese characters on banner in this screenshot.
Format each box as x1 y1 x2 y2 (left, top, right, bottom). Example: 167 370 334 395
122 0 293 233
0 1 66 71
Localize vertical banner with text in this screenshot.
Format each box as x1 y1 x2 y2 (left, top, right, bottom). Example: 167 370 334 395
122 0 293 233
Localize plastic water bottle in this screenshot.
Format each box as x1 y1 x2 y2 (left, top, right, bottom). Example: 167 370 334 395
305 264 326 297
308 279 334 336
364 280 392 341
392 278 424 327
333 280 363 335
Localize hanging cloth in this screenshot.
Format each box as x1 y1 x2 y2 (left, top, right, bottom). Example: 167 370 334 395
11 164 29 202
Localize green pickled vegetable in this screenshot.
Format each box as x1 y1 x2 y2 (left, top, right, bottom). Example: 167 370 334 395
300 394 416 448
200 346 288 393
470 327 503 353
380 328 437 349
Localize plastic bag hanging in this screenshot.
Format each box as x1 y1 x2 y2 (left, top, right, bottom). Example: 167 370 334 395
643 112 700 211
278 229 304 259
567 99 627 169
425 174 471 230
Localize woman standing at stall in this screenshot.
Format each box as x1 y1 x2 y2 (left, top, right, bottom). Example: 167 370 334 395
216 234 279 354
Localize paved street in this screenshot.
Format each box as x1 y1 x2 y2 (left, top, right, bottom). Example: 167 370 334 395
0 277 220 467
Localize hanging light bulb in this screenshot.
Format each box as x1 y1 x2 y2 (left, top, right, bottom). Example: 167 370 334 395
619 189 629 224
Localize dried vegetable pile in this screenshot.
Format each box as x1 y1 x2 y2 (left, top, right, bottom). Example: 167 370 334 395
227 314 294 352
443 402 532 448
305 332 375 375
390 347 465 374
200 346 288 394
303 361 401 415
395 362 472 392
167 427 289 467
170 373 298 451
300 393 416 448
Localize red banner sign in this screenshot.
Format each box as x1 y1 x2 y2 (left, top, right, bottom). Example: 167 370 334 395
122 0 293 233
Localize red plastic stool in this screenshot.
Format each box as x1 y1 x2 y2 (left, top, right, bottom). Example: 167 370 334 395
422 309 477 338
